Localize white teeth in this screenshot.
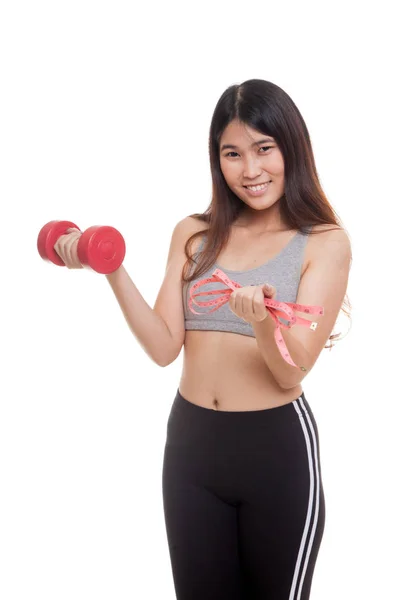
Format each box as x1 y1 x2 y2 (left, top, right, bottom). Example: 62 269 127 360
246 182 271 191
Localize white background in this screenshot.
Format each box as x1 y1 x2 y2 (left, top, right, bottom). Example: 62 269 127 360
1 1 399 598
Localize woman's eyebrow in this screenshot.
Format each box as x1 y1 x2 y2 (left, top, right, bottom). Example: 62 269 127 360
220 138 275 151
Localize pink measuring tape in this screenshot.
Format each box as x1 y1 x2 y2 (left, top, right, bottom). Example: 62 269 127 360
188 268 324 370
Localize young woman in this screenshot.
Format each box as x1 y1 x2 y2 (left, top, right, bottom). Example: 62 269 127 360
55 79 352 599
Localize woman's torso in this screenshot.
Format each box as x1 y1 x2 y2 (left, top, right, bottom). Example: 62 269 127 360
178 220 316 412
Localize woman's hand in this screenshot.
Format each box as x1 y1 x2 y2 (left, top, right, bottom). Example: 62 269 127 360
53 228 83 269
229 283 277 324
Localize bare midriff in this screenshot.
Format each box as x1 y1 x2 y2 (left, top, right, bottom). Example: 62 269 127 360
179 330 304 411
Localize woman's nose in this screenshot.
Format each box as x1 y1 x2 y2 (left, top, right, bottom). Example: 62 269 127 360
242 156 263 179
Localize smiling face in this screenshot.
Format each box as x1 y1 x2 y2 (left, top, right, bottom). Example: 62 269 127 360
219 119 286 227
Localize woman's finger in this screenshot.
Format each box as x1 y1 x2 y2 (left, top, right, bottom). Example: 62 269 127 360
242 293 251 319
262 283 276 298
254 288 268 321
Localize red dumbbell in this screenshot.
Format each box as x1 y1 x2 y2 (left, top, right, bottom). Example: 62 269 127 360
37 220 126 274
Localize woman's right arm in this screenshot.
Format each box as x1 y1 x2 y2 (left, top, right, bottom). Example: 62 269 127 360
105 217 194 367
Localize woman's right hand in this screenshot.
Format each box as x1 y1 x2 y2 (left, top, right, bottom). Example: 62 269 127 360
54 228 84 269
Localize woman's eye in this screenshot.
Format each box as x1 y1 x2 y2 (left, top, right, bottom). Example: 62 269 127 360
225 146 272 158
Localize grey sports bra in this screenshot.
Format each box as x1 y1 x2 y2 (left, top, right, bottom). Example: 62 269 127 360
182 227 311 338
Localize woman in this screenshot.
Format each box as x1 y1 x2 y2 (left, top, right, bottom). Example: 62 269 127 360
55 79 352 599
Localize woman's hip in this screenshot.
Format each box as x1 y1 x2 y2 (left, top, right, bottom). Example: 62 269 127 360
165 387 322 459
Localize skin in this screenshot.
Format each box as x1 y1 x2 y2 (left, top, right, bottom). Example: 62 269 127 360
54 228 83 269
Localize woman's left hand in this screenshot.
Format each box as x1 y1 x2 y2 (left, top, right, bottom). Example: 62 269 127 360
228 283 277 324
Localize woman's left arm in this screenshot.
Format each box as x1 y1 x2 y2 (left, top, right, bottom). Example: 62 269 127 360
252 227 352 389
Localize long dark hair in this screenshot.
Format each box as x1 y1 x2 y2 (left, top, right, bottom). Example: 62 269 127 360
182 79 351 348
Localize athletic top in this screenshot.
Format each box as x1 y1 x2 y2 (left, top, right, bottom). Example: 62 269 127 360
183 226 311 337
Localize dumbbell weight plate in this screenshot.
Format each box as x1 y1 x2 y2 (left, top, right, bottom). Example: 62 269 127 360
37 220 81 266
77 226 126 274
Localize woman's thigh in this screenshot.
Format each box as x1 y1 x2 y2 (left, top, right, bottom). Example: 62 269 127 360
238 395 325 599
162 443 245 600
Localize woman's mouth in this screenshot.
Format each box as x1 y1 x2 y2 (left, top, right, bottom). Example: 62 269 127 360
243 181 272 196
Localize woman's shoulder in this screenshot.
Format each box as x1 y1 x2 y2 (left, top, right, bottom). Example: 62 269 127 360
185 215 209 228
307 223 352 262
173 215 207 237
178 216 209 253
308 223 351 242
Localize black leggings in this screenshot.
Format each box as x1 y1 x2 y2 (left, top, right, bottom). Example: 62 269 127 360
162 389 325 600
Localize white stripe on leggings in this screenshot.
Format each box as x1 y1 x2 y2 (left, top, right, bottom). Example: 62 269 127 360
289 397 321 600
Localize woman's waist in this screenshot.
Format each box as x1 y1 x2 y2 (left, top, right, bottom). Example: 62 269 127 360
166 387 312 454
180 334 302 411
178 376 303 411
